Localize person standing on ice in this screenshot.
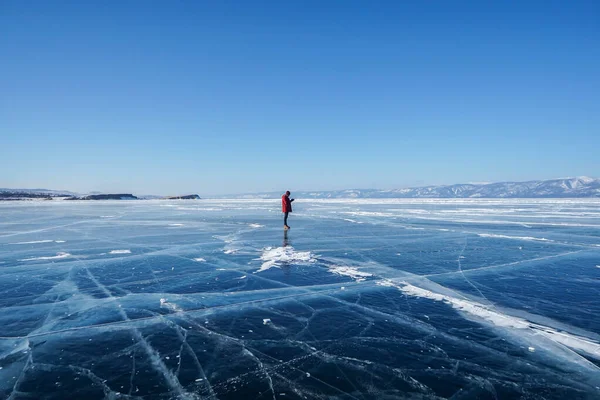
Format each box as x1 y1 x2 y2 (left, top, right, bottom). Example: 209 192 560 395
282 191 294 230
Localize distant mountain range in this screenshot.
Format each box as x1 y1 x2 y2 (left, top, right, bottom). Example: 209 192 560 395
226 177 600 199
2 177 599 201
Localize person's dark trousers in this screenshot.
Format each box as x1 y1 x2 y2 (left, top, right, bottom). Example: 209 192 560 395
284 212 289 226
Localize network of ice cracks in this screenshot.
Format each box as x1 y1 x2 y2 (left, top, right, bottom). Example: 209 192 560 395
1 198 600 399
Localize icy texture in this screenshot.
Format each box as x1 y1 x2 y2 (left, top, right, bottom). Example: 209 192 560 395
1 198 600 399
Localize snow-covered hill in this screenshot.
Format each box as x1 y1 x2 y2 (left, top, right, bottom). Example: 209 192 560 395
223 177 600 199
0 188 78 197
3 177 599 200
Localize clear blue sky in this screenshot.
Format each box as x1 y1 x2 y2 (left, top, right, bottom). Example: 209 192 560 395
2 1 598 195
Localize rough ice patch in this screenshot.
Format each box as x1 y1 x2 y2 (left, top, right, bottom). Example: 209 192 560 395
263 318 271 325
328 266 372 282
256 246 317 273
193 258 206 262
249 223 264 228
109 250 131 254
20 252 71 261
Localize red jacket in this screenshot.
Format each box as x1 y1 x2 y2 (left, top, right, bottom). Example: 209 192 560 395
282 194 293 213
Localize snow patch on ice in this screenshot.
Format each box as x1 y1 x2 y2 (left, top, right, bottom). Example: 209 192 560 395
11 240 66 245
263 318 271 325
343 218 363 224
343 211 395 218
11 240 54 244
328 266 372 282
20 252 71 261
178 207 222 211
213 234 243 255
379 280 600 360
213 235 235 244
478 233 550 242
168 223 184 227
160 298 182 312
255 246 317 273
249 223 264 228
109 250 131 254
193 258 206 262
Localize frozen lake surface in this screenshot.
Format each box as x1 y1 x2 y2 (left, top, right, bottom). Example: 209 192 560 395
1 199 600 399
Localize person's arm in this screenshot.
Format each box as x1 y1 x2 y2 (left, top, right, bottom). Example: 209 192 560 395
290 198 295 202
